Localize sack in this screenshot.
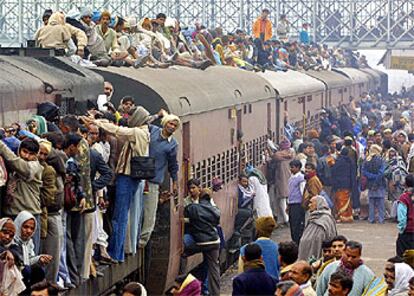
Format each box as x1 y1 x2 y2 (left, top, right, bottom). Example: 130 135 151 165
130 156 156 180
320 190 334 209
64 182 76 211
360 176 368 191
360 190 369 206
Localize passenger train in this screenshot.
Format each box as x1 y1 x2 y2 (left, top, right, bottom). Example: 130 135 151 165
0 49 387 295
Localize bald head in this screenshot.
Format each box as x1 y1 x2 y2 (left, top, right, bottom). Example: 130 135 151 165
290 261 313 285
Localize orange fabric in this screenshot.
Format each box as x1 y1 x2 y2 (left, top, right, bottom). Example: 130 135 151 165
303 176 323 208
252 17 273 41
335 189 353 222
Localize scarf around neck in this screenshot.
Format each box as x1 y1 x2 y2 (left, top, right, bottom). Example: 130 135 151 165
339 257 363 277
243 259 266 272
305 171 317 180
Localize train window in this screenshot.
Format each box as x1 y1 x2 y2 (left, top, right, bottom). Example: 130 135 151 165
230 128 235 145
298 96 305 104
221 152 226 183
344 88 347 93
249 104 252 113
284 101 288 111
201 160 207 186
243 105 247 114
307 95 312 102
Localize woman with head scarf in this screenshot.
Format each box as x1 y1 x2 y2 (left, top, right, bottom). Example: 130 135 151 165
362 144 387 224
0 218 26 296
298 195 337 261
384 262 414 296
13 211 53 291
245 164 273 218
0 218 19 263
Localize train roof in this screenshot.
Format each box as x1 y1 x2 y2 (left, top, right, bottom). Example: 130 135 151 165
95 65 276 116
257 70 325 97
333 68 372 84
0 56 103 101
300 69 352 89
358 68 382 84
0 56 103 116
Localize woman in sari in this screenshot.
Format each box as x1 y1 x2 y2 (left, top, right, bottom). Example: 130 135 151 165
331 148 356 223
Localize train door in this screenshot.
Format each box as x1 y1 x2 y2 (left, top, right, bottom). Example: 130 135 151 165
236 109 242 139
276 98 280 141
339 88 344 105
321 93 324 109
236 109 244 173
267 102 272 133
328 90 332 107
182 122 191 196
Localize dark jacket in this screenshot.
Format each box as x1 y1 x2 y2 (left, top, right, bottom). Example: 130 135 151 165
317 155 332 186
185 196 220 244
331 155 354 191
232 267 278 296
362 156 386 190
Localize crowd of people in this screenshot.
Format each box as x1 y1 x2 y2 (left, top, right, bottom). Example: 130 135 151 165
212 88 414 296
0 5 413 296
33 7 369 72
0 82 181 294
169 87 414 295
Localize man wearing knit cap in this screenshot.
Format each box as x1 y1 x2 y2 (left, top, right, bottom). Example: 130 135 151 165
238 217 280 279
139 112 180 247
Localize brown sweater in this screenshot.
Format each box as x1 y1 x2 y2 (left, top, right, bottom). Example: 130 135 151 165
0 141 44 216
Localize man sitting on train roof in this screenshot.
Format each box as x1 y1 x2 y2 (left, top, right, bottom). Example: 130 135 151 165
34 11 87 58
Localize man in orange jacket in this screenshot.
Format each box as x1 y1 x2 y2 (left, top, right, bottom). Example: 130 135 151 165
252 8 273 41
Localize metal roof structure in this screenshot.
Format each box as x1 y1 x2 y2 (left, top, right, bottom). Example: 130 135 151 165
258 69 325 97
299 69 352 89
1 0 414 49
96 65 276 117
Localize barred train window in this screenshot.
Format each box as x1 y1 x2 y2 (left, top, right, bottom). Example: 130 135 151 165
192 135 269 187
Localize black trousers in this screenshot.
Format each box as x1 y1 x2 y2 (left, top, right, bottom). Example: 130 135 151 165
288 203 305 245
396 231 414 257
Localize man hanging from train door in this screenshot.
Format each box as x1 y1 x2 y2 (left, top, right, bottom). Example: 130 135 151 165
139 114 180 248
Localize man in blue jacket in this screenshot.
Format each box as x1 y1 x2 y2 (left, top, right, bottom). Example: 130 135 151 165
139 114 180 247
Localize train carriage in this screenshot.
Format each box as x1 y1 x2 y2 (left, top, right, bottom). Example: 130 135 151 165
301 69 353 109
258 70 326 139
333 68 372 99
95 65 276 294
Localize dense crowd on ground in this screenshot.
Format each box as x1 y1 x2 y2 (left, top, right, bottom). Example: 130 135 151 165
171 88 414 296
33 8 369 71
0 5 413 296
